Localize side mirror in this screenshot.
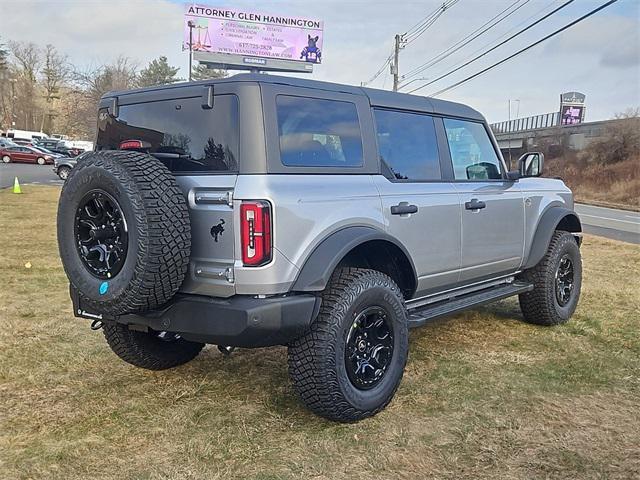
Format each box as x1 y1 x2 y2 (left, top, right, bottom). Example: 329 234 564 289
518 152 544 177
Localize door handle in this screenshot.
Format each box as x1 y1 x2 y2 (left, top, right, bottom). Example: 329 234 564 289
391 203 418 215
465 198 486 210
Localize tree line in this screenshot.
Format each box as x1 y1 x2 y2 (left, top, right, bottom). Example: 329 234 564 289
0 37 225 140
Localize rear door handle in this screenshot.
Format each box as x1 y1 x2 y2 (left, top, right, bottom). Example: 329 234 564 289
465 198 486 210
391 203 418 215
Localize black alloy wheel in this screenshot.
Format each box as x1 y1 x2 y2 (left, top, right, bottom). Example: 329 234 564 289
345 306 394 390
74 189 128 279
555 254 574 306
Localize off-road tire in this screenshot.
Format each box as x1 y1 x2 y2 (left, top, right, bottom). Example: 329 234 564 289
288 268 408 422
103 322 204 370
519 230 582 325
57 150 190 316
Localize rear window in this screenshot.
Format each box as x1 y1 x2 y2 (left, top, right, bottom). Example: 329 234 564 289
96 94 239 173
276 95 363 168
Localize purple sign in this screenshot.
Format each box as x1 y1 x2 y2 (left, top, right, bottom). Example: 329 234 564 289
561 105 584 125
184 4 324 64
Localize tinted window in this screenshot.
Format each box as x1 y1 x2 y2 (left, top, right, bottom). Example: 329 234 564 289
444 118 502 180
276 95 363 167
96 95 239 173
374 109 441 181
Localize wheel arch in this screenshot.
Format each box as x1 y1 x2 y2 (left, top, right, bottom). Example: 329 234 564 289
291 226 418 299
523 207 582 269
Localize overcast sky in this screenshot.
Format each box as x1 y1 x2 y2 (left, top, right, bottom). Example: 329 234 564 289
1 0 638 123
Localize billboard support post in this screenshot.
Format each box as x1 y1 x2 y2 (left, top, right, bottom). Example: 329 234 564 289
187 20 195 81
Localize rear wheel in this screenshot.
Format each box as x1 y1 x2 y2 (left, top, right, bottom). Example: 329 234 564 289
37 157 45 165
102 322 204 370
2 155 10 163
288 268 408 422
519 231 582 325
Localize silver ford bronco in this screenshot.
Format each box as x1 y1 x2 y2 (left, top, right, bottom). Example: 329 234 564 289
57 74 582 422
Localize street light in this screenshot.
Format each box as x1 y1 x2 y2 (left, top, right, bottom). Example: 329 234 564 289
187 20 196 82
507 99 520 166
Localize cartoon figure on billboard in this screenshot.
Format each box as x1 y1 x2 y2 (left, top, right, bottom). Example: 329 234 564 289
300 35 322 63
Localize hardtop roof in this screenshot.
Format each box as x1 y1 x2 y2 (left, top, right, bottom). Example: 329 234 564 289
103 73 484 121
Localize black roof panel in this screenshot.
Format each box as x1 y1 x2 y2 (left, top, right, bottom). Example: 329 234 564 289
104 73 484 121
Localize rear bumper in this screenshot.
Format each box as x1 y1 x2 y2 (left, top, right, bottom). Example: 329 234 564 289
72 289 320 348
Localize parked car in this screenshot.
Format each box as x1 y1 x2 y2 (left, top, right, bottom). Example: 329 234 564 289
56 74 583 422
0 138 17 149
1 145 55 165
53 152 86 180
34 139 84 157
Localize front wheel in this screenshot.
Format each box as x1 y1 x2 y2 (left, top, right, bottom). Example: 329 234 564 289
288 268 408 422
519 231 582 325
57 166 71 180
102 322 204 370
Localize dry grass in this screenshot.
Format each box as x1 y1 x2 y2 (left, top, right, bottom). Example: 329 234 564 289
544 154 640 210
1 186 639 480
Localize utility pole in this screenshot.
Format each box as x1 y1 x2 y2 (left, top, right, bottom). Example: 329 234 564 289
392 34 401 92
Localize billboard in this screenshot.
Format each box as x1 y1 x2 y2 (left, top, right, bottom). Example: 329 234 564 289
561 105 585 125
183 4 324 64
559 91 586 125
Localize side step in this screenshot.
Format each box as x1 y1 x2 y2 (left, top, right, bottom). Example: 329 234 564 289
407 281 533 329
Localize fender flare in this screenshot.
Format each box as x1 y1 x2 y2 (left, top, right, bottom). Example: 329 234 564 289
292 226 418 292
523 207 582 269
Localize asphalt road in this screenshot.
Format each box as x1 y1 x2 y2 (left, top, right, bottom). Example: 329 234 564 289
1 164 637 244
0 163 63 189
575 203 640 244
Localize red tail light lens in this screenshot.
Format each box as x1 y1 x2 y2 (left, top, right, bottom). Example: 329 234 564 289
240 201 272 266
119 139 151 150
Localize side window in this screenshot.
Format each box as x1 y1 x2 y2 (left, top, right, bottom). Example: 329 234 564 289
96 95 239 173
276 95 363 167
443 118 502 180
374 109 441 181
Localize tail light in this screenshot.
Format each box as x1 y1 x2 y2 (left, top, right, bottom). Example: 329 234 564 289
119 139 151 150
240 201 272 266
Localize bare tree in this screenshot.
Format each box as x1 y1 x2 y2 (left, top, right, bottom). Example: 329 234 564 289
75 56 138 104
8 40 41 83
41 44 70 133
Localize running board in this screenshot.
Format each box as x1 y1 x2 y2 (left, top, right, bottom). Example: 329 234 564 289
407 281 533 329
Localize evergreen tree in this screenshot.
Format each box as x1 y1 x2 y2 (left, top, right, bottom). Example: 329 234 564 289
191 64 227 82
137 56 181 87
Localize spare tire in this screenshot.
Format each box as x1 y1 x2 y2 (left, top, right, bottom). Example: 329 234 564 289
57 150 191 316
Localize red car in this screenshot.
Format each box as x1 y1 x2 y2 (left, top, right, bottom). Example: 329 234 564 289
0 146 55 165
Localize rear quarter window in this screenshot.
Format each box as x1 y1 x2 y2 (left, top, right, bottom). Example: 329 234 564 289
96 94 239 174
276 95 363 168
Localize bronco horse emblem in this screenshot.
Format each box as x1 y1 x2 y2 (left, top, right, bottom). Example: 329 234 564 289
210 219 225 242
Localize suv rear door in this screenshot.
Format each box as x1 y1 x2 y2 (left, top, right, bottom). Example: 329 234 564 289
96 84 241 297
442 118 524 282
373 108 462 296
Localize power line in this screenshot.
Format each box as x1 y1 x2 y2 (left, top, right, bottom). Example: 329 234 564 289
403 0 459 40
400 0 529 84
402 0 560 90
425 0 619 96
404 0 461 46
364 0 460 87
362 49 394 86
407 0 576 94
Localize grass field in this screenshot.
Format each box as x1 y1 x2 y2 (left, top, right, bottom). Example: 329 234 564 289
1 185 639 480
